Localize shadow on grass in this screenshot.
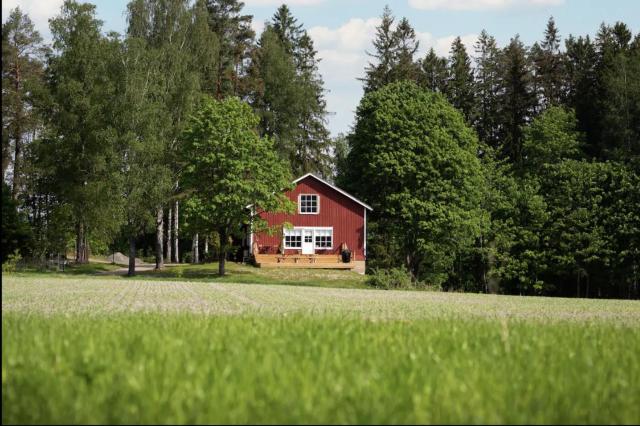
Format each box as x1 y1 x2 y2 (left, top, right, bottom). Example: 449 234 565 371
131 262 368 289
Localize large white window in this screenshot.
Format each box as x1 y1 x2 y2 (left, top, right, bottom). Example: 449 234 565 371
283 228 302 248
299 194 319 214
314 229 333 249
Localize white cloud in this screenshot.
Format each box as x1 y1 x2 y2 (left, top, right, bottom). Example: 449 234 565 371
408 0 564 11
2 0 64 40
244 0 326 6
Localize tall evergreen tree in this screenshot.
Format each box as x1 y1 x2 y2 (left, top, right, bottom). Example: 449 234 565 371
205 0 254 99
2 8 47 199
474 30 501 147
419 48 448 93
497 36 536 166
249 6 331 177
390 17 420 83
362 6 396 93
447 36 475 123
532 17 564 109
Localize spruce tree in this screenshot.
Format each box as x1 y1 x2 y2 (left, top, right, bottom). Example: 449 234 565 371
362 6 397 93
447 36 475 123
497 36 536 166
474 30 501 147
390 17 420 83
420 48 448 93
532 17 564 109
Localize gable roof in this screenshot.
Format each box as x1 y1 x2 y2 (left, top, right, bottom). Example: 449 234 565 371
294 173 373 211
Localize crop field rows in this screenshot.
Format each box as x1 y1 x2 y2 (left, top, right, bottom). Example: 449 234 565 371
3 276 640 323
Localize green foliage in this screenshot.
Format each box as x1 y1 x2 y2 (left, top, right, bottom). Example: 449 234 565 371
366 266 416 290
345 81 486 285
249 6 332 177
1 183 32 262
447 36 475 122
181 97 294 274
2 249 23 274
523 106 583 172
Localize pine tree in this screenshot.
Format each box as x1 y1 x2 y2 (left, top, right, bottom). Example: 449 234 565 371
419 48 448 93
474 30 501 147
497 36 536 166
205 0 254 99
2 8 47 199
447 36 475 123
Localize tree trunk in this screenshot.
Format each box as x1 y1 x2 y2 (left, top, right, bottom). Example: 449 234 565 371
11 58 22 200
204 236 209 255
75 222 89 264
166 207 172 263
128 236 136 277
155 207 164 270
218 228 227 276
173 201 179 263
192 233 199 264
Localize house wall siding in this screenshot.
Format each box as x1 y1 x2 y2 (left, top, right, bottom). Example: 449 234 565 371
255 176 365 258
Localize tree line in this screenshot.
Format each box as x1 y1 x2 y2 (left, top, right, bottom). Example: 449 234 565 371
2 0 327 275
338 7 639 298
2 2 638 298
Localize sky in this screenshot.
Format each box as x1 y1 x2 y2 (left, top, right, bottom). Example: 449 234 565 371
3 0 639 136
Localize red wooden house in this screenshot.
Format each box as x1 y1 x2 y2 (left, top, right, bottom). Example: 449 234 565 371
249 173 372 272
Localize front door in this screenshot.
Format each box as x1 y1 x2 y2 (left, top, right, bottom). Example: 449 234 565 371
301 229 314 254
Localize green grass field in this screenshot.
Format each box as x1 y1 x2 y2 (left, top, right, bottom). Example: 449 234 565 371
3 274 640 424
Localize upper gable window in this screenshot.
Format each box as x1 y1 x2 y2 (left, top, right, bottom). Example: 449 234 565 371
299 194 319 214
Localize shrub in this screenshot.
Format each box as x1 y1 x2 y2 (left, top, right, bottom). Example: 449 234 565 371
366 267 415 290
2 250 23 274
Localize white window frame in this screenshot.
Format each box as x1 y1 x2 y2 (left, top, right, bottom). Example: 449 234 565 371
283 228 303 249
282 227 333 250
298 194 320 215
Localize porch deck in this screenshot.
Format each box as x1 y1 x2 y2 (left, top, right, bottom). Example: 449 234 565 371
254 254 356 270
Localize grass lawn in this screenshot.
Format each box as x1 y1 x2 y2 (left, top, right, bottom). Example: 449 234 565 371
2 275 640 424
14 260 369 289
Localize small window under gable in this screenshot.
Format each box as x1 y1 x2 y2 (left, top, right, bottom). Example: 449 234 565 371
299 194 319 214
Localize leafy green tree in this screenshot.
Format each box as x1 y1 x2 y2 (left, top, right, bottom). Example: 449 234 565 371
181 97 294 275
523 106 583 173
43 0 124 263
447 36 475 123
343 81 485 284
2 7 47 199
